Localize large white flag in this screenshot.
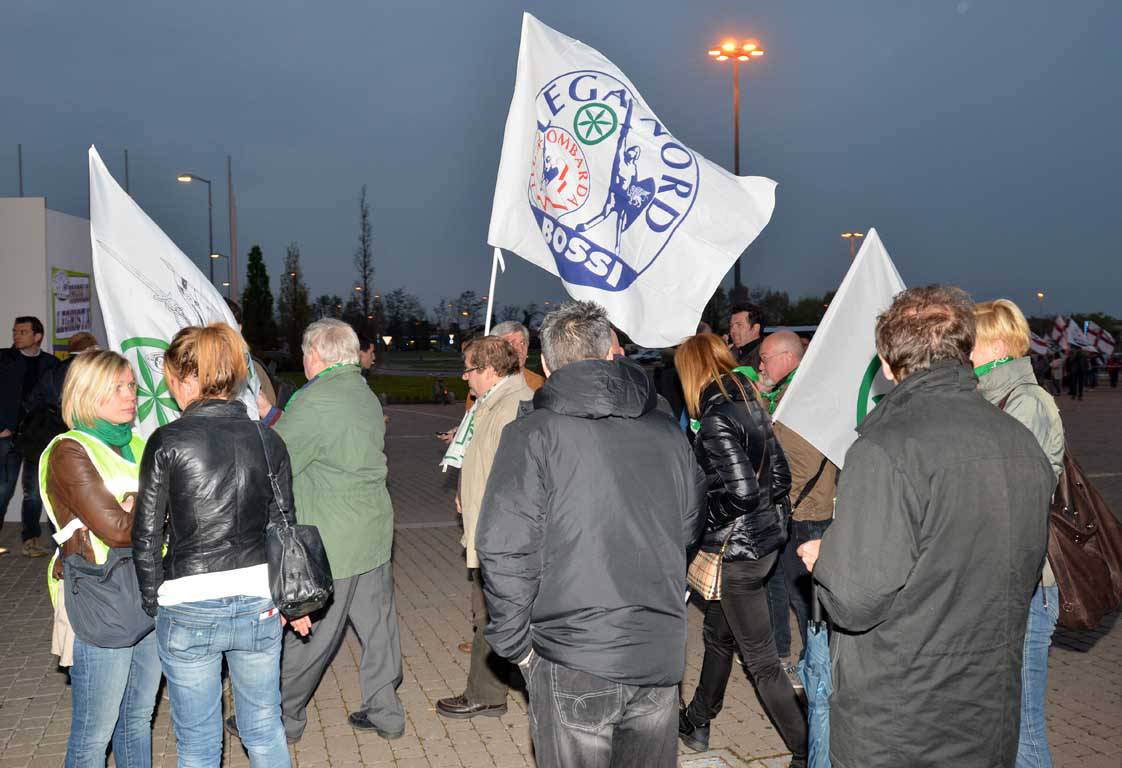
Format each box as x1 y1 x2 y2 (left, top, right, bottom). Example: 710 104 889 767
772 228 906 469
487 14 777 348
89 146 257 438
1086 321 1115 356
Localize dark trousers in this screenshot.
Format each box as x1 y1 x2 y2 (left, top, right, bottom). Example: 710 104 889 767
1068 372 1084 400
1110 368 1119 388
465 570 509 705
687 553 808 760
280 562 404 740
781 518 833 657
765 547 791 659
526 654 678 768
0 438 44 542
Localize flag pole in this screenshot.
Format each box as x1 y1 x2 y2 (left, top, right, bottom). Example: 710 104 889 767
483 247 504 335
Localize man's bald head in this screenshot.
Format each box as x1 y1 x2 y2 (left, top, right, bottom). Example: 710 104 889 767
758 331 804 389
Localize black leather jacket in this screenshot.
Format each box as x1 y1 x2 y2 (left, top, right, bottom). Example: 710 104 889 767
694 372 791 561
132 399 295 615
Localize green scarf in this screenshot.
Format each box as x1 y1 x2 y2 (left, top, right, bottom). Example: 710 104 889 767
974 357 1013 378
759 368 797 415
75 419 136 463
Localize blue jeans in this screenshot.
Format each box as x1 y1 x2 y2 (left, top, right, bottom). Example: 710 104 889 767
157 596 290 768
66 630 161 768
526 653 679 768
1016 584 1059 768
0 437 45 541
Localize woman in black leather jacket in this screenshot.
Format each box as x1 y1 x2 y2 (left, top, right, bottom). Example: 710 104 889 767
132 323 307 768
675 333 807 767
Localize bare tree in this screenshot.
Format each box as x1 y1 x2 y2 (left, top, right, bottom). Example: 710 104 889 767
355 185 374 335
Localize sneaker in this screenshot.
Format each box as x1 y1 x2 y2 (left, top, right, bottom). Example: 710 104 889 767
782 659 804 692
435 694 507 720
677 706 710 752
21 538 49 558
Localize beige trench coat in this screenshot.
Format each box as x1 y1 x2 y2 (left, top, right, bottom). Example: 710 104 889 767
460 375 534 568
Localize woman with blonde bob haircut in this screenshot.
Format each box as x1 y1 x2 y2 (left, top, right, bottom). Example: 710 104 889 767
971 299 1064 768
41 350 162 767
674 334 807 765
132 323 305 767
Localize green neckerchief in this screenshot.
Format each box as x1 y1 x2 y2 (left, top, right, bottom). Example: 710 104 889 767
732 365 759 382
284 362 356 411
759 367 797 415
689 367 765 433
75 419 136 463
974 357 1013 378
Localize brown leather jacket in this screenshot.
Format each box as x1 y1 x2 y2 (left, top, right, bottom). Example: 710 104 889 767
46 439 135 579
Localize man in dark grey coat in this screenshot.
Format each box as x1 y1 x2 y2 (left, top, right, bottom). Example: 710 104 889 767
475 301 707 768
799 285 1054 768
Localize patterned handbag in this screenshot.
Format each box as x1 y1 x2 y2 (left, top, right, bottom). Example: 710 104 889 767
687 421 769 601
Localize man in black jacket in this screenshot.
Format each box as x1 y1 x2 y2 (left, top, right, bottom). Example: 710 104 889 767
728 302 766 371
799 286 1054 768
0 316 60 557
476 301 707 768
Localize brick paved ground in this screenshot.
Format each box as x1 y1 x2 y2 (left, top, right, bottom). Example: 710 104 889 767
1 389 1120 767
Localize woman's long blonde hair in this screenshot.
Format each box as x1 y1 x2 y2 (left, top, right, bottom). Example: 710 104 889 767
674 333 757 419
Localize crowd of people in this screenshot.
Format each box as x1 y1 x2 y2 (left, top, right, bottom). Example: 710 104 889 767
0 284 1082 767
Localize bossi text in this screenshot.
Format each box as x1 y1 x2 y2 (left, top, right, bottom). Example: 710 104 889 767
527 70 699 292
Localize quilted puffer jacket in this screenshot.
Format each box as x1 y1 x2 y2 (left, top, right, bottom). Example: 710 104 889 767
694 372 791 561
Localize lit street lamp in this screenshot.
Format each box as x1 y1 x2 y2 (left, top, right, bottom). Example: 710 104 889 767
176 173 219 286
708 38 766 292
841 231 864 261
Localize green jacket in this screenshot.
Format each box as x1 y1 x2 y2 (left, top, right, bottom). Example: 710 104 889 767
275 364 393 579
978 355 1064 588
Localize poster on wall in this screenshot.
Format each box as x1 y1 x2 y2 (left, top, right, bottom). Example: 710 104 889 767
51 267 92 354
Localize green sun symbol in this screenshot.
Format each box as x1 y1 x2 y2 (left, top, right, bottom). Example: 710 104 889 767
121 337 181 427
573 103 618 145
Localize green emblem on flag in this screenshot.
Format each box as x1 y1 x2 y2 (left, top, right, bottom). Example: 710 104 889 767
856 355 887 424
121 337 180 426
573 103 618 145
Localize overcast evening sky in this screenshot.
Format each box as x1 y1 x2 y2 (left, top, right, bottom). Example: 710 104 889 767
3 0 1120 321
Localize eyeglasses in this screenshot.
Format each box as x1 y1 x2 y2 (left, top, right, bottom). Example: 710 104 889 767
759 350 792 365
462 366 482 375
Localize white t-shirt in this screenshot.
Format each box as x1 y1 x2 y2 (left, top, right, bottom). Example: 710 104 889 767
157 564 271 606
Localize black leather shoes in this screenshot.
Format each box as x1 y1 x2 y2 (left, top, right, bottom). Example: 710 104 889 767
678 707 710 752
348 711 405 739
436 694 508 720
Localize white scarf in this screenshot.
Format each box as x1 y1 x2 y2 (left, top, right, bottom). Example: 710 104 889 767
439 376 511 472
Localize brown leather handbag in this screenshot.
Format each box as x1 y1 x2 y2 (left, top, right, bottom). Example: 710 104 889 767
1048 451 1122 630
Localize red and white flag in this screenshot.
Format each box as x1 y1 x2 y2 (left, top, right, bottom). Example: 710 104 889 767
1029 331 1049 356
1087 321 1116 356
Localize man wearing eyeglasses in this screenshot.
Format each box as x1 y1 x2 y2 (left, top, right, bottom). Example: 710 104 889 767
759 331 837 687
437 336 533 719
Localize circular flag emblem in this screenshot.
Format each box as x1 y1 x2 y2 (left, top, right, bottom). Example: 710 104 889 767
573 102 618 145
121 337 180 428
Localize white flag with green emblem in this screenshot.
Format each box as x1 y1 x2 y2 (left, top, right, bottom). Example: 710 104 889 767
771 228 906 468
88 146 257 438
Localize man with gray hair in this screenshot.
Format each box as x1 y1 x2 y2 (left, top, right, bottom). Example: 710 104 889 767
241 319 404 743
476 301 707 767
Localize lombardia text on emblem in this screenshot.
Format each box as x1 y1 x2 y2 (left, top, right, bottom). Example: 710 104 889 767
527 70 699 292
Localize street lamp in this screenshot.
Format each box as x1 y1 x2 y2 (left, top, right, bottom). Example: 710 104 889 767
176 173 218 286
708 38 766 292
841 231 864 261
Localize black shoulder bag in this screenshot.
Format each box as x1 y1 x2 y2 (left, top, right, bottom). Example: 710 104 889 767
254 423 334 617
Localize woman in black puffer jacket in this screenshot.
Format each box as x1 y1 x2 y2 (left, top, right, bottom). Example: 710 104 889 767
675 333 807 767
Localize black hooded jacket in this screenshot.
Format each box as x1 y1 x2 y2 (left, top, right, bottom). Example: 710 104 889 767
695 372 791 561
476 359 707 686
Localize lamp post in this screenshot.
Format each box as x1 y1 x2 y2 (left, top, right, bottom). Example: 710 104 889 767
841 231 864 261
708 38 766 291
176 173 218 285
